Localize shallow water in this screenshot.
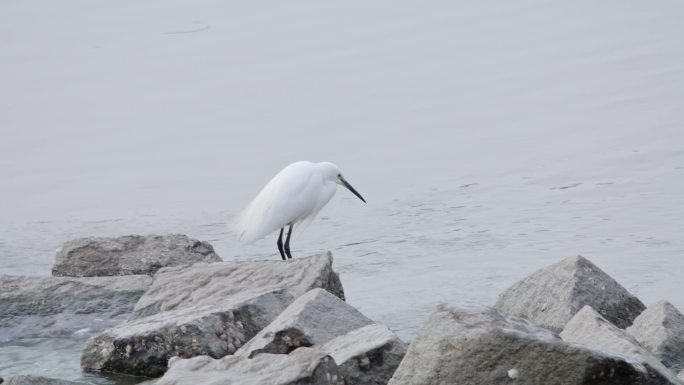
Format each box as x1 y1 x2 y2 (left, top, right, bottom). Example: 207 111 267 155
2 0 684 382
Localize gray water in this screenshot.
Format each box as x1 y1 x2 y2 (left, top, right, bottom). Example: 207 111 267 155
2 0 684 382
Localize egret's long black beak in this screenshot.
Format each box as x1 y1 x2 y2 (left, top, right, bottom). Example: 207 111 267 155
340 178 366 203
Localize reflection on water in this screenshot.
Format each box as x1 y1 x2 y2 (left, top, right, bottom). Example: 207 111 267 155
2 0 684 382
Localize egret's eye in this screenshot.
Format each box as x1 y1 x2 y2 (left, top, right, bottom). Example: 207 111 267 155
337 173 341 178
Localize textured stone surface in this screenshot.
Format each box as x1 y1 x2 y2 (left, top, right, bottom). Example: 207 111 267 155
320 324 407 385
495 255 645 331
132 252 344 319
0 275 151 339
52 234 221 277
627 301 684 371
156 347 344 385
236 288 372 357
560 305 683 385
81 253 345 377
388 305 650 385
3 376 89 385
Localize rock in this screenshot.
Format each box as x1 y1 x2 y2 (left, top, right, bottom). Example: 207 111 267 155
236 288 373 357
52 234 221 277
132 252 344 319
236 289 406 385
0 275 152 339
626 301 684 371
494 255 645 331
3 376 89 385
560 305 683 385
156 347 344 385
81 253 344 377
388 305 650 385
678 370 684 381
319 324 407 385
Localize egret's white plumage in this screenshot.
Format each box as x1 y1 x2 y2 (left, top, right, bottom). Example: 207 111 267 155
235 161 365 259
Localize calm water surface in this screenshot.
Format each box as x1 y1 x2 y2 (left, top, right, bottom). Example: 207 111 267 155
2 0 684 382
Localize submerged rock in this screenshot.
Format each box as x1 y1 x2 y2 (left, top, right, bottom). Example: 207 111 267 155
81 253 344 377
626 301 684 371
3 376 89 385
320 324 407 385
494 255 645 331
236 288 373 357
560 305 683 385
156 347 344 385
52 234 221 277
0 275 151 339
388 305 650 385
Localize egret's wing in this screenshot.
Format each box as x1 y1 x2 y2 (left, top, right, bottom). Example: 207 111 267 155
292 179 338 233
235 163 323 243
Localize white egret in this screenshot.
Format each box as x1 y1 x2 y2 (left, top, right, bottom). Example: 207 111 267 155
236 161 366 260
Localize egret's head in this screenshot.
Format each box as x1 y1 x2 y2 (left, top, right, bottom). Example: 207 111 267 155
318 162 366 203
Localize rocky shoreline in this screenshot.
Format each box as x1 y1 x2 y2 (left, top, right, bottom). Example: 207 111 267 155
2 234 684 384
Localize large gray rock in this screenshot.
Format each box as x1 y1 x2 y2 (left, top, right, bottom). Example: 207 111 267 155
132 252 344 319
495 255 645 331
560 305 683 385
52 234 221 277
388 305 650 385
156 347 344 385
236 288 373 357
0 275 152 339
3 376 89 385
81 253 345 377
626 301 684 371
320 324 407 385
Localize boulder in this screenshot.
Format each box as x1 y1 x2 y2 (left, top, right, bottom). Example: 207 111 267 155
494 255 645 331
81 253 344 377
388 305 650 385
52 234 221 277
0 275 151 339
132 252 344 319
156 347 344 385
3 376 88 385
319 324 407 385
236 288 373 357
560 305 683 385
626 301 684 370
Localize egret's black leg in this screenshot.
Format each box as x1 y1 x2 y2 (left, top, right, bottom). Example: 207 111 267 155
284 224 293 259
277 227 286 260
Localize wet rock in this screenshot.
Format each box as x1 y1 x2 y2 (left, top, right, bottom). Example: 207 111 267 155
388 305 650 385
236 288 373 357
3 376 89 385
560 305 683 385
494 255 645 331
52 234 221 277
156 347 344 385
626 301 684 371
0 275 152 339
81 253 344 377
319 324 407 385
